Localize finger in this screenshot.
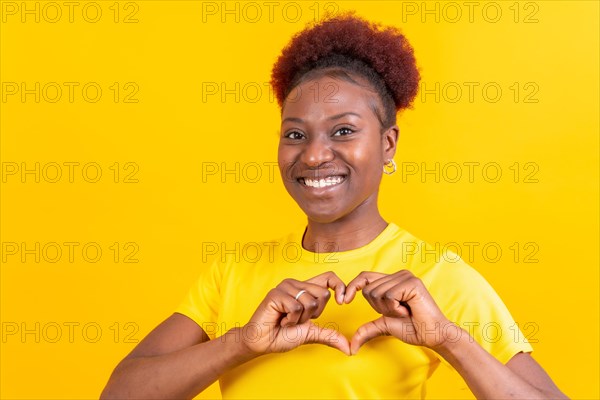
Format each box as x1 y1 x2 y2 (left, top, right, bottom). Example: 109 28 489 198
304 322 350 356
381 273 423 316
394 298 412 318
285 281 332 320
350 317 389 355
344 271 387 304
364 277 400 315
382 295 412 318
276 293 304 327
294 291 320 324
366 275 416 317
295 281 332 301
306 271 346 305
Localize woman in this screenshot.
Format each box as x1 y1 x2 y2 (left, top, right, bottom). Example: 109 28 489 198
101 13 568 399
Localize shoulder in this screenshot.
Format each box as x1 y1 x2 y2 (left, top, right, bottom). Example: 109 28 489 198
206 230 303 285
382 224 501 307
382 223 480 280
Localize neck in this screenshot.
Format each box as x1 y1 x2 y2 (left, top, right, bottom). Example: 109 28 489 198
302 211 388 253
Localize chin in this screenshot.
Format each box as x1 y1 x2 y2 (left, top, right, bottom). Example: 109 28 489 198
301 206 349 224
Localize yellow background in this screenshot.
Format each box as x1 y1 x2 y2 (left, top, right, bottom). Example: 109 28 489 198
1 1 598 399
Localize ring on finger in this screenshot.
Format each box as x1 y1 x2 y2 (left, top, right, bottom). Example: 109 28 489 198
294 289 307 301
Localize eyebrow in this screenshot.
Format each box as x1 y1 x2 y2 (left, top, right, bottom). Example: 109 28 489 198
281 112 362 125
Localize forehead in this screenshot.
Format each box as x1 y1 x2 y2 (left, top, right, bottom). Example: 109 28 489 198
281 77 380 122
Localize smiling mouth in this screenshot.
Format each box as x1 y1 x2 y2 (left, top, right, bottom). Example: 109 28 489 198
298 175 347 188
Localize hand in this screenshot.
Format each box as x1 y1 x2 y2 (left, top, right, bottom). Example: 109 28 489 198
344 270 454 354
242 271 350 356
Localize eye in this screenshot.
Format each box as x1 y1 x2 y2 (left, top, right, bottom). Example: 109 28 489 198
283 130 306 140
333 127 355 136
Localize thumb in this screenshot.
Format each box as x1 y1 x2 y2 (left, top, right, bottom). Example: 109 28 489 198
350 317 390 355
305 322 350 356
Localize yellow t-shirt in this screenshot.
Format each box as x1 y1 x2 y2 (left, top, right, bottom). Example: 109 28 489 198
175 223 533 399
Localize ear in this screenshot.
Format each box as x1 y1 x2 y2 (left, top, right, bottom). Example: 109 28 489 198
381 124 399 161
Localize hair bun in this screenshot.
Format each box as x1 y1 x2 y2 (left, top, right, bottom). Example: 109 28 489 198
270 12 421 111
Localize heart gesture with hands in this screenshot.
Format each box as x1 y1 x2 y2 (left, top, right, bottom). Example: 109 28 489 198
242 269 454 358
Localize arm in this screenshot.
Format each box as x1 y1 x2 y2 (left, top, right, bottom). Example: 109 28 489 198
101 271 348 399
100 313 257 399
435 326 568 399
345 270 569 400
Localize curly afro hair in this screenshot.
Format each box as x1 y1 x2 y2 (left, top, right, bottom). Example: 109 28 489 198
270 12 420 129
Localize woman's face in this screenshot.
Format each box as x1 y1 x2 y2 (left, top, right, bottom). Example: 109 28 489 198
278 75 398 224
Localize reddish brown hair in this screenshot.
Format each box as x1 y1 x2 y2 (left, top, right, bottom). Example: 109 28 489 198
270 12 420 128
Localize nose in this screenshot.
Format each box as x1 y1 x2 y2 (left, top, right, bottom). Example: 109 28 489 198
300 136 334 168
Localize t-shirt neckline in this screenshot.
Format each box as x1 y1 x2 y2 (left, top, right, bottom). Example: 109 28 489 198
296 222 400 262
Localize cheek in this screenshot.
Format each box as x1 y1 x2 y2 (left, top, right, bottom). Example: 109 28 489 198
346 143 383 177
277 145 288 165
277 148 295 183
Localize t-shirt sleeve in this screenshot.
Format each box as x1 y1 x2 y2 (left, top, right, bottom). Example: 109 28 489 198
424 259 534 366
174 257 225 340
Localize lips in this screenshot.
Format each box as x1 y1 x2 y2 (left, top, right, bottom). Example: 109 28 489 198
298 175 347 188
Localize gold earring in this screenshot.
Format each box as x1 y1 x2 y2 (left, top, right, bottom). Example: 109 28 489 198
383 159 396 175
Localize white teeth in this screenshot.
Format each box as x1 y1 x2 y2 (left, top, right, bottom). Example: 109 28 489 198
302 176 344 188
